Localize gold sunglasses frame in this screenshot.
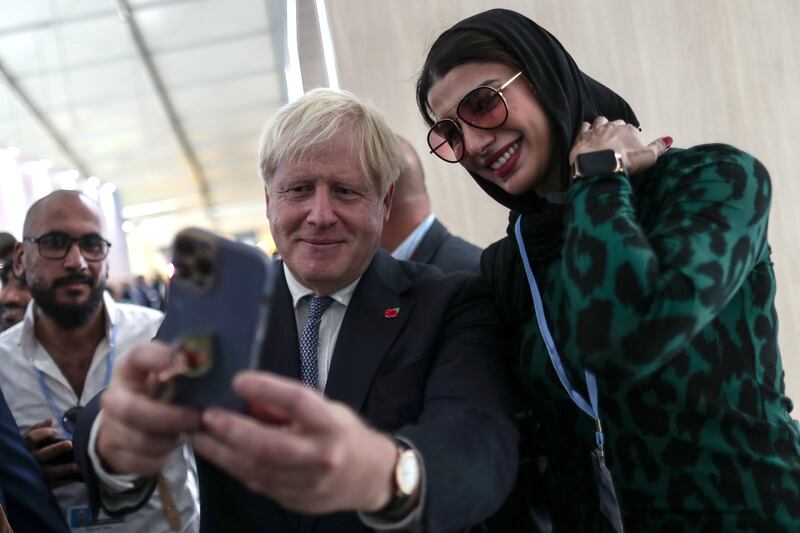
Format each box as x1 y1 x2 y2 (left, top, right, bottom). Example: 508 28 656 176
427 71 524 163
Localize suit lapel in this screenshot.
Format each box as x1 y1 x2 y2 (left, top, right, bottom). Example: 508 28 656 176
324 250 414 413
259 266 301 380
298 253 413 533
284 253 413 533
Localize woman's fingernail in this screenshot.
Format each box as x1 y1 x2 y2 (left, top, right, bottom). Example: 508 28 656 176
662 136 673 149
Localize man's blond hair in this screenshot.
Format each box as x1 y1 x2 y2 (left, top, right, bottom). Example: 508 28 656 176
258 88 403 196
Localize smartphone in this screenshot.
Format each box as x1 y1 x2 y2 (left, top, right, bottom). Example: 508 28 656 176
154 228 278 411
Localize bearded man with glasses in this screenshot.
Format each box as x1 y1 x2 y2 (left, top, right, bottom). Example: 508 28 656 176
0 190 200 532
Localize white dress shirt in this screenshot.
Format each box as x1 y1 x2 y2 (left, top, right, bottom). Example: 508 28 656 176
0 292 200 532
284 264 425 530
283 264 359 393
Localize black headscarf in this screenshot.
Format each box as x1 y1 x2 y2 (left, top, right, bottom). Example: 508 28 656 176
419 9 639 260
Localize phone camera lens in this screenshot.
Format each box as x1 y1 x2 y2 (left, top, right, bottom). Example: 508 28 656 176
175 237 195 258
195 257 214 276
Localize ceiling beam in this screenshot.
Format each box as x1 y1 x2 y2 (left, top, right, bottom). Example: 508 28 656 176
0 0 196 38
0 57 93 176
265 0 289 105
119 0 217 227
13 27 277 80
296 0 327 90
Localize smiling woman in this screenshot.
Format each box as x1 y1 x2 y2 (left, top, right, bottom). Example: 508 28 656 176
416 8 800 532
426 62 557 196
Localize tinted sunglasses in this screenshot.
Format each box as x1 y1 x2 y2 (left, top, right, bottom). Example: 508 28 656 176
427 71 524 163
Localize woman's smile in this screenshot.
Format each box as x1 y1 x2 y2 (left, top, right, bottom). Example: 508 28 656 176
427 61 558 196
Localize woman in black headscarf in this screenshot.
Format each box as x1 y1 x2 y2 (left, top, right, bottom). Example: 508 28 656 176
417 8 800 532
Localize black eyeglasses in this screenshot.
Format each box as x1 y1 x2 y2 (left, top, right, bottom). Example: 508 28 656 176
427 71 524 163
23 232 111 261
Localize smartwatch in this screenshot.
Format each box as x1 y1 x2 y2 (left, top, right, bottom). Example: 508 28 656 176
570 149 626 181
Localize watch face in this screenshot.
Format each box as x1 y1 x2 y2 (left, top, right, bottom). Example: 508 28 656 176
577 149 618 176
396 450 420 495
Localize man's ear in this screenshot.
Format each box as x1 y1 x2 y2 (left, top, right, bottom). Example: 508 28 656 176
12 242 25 280
382 183 395 223
264 186 271 217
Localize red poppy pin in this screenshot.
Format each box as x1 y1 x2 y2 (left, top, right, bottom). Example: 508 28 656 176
384 307 400 318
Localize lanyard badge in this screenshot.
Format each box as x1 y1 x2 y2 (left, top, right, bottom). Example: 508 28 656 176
37 326 118 440
514 216 624 532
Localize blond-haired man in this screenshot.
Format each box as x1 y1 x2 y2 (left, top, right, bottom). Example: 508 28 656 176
77 89 517 533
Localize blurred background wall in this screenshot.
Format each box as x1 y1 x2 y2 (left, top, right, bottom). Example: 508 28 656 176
1 0 798 405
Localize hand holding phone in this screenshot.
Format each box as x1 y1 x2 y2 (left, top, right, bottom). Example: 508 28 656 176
154 228 278 411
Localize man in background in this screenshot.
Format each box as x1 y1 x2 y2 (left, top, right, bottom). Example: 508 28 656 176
380 136 482 274
0 190 199 531
129 275 164 310
0 234 32 332
0 233 65 531
0 259 31 331
0 233 16 261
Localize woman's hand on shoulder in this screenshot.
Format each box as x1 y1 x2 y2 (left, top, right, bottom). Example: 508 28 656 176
569 116 672 174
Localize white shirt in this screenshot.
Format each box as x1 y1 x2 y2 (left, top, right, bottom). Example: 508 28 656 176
0 292 200 532
390 213 436 262
283 264 358 393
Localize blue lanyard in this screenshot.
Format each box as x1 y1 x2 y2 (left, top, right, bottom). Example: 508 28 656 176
36 326 117 439
514 216 605 450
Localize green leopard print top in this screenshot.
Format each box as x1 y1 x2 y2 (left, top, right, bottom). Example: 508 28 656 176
483 144 800 531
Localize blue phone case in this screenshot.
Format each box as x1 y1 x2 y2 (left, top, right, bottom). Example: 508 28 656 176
154 228 278 411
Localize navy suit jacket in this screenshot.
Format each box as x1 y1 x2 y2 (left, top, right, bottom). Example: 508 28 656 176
411 219 482 275
77 250 518 533
0 387 69 532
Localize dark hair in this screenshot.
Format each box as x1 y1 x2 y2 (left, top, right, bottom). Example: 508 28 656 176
416 29 523 127
415 9 639 216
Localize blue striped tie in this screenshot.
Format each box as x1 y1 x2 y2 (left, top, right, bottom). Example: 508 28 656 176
299 296 334 388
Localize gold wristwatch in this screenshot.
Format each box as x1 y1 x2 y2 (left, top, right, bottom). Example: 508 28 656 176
376 440 422 520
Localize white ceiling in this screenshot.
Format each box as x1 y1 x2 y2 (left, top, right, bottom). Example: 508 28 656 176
0 0 287 239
